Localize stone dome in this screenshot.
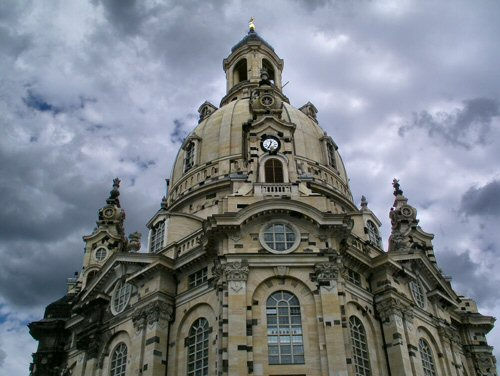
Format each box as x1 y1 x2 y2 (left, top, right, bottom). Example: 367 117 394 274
167 98 353 209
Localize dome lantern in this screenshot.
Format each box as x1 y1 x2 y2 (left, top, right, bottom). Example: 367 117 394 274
221 23 284 106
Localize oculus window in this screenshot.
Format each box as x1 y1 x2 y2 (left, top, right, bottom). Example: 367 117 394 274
112 281 132 314
410 280 426 309
110 343 127 376
187 318 209 376
266 291 304 365
260 222 300 254
94 247 107 261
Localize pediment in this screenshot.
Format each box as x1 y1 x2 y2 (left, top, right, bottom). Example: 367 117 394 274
79 253 172 303
250 115 296 135
389 252 459 307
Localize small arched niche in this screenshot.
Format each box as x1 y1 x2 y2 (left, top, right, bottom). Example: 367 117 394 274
233 58 248 85
262 58 275 84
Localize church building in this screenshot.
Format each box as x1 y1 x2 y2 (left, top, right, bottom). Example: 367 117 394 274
29 22 497 376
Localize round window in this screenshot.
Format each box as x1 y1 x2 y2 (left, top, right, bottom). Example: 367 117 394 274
260 221 300 254
111 280 132 314
94 247 107 261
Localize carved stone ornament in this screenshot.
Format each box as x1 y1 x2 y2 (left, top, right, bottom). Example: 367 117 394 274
313 262 340 283
225 262 249 281
132 301 173 331
376 297 410 322
473 352 497 376
274 266 289 277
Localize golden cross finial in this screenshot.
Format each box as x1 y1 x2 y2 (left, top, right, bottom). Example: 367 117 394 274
249 17 255 32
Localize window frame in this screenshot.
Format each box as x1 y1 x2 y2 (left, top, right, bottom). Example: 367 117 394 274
264 158 284 183
347 269 362 287
184 142 195 173
94 246 108 262
349 315 372 376
266 290 305 365
186 318 210 376
327 141 337 169
418 338 437 376
188 267 208 289
410 279 426 309
110 342 127 376
111 280 132 315
150 220 165 253
366 220 382 248
259 220 301 254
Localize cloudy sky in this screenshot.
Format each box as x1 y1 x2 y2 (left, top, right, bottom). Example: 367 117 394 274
1 0 499 373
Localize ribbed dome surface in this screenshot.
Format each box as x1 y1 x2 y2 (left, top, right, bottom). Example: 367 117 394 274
170 99 350 189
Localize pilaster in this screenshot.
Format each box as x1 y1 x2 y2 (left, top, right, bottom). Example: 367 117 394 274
313 260 348 376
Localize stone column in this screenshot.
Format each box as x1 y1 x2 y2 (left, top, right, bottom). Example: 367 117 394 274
376 298 415 375
133 301 173 376
224 261 249 376
313 261 348 376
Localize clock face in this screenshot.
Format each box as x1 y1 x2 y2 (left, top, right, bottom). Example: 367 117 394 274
262 138 279 152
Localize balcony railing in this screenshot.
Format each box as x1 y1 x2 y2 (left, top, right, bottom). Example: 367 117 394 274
254 183 296 196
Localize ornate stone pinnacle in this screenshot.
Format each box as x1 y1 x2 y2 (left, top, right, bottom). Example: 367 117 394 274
392 178 403 197
360 195 368 209
106 177 121 206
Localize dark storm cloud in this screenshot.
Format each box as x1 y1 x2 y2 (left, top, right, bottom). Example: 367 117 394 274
399 98 499 149
460 180 500 217
93 0 152 35
170 119 188 144
437 249 500 309
0 239 82 307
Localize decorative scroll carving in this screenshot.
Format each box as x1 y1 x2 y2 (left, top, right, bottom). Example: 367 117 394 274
313 262 340 283
472 352 497 376
225 262 249 281
132 300 173 331
376 297 411 322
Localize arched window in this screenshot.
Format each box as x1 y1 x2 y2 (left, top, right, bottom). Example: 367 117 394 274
151 220 165 253
187 318 209 376
233 59 248 85
366 220 381 248
266 291 304 365
264 159 284 183
262 59 275 84
184 142 195 173
110 343 127 376
349 316 371 376
418 338 436 376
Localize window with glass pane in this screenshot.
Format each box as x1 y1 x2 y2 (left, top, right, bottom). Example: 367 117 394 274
347 269 361 287
266 291 304 365
264 159 284 183
95 247 107 261
327 142 336 168
419 339 436 376
184 142 195 172
113 281 132 314
410 280 426 308
349 316 371 376
188 267 208 288
366 221 381 248
110 342 127 376
187 318 209 376
263 223 296 252
151 221 165 253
